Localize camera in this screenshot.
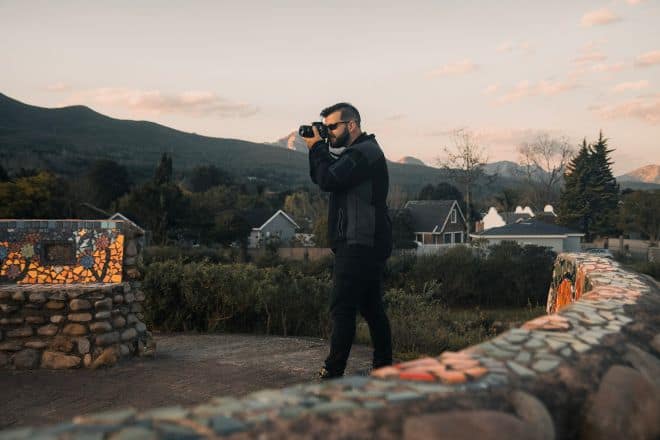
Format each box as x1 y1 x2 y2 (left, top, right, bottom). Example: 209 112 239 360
299 122 328 139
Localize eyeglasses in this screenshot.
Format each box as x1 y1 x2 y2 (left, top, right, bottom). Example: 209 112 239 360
325 121 351 131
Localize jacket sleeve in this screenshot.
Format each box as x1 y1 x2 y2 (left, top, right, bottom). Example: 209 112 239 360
308 141 372 192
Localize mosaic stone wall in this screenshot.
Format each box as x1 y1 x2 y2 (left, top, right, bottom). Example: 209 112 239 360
2 253 658 439
0 283 154 370
0 220 131 284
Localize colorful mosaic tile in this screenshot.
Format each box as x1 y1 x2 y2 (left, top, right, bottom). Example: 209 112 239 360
0 221 125 284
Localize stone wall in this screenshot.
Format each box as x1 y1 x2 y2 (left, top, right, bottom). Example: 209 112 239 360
0 283 154 370
2 253 658 439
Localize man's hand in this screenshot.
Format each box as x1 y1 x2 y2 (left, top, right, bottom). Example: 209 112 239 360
304 125 323 150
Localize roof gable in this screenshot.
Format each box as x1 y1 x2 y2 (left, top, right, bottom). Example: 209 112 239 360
253 210 300 231
403 200 464 233
474 219 583 237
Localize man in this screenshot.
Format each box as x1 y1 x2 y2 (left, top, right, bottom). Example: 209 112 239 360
304 102 393 379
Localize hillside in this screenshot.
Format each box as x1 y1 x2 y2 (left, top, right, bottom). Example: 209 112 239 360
617 164 660 184
0 93 518 197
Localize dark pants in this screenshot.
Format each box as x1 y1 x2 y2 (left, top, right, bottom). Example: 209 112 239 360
325 260 393 375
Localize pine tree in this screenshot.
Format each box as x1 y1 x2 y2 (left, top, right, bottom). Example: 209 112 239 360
558 133 620 240
559 139 592 236
154 153 173 185
588 131 620 237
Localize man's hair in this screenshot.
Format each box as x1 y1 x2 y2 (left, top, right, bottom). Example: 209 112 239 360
320 102 361 128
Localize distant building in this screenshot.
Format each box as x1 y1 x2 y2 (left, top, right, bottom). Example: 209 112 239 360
404 200 467 246
480 205 558 231
247 209 300 248
471 219 583 253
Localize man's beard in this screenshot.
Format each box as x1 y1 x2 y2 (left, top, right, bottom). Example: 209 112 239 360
329 130 350 148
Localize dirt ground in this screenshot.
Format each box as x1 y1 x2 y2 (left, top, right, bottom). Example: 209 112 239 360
0 333 373 430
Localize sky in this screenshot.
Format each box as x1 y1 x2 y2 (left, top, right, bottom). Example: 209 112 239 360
2 0 659 175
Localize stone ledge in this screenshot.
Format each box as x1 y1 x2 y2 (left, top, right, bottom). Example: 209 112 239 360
2 254 659 439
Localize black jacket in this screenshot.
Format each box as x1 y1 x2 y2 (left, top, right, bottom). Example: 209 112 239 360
309 133 392 261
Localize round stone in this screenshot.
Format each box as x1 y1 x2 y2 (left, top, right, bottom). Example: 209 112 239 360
46 301 65 310
70 299 92 311
12 348 40 369
11 291 25 301
8 327 33 338
509 391 555 440
90 321 113 333
113 295 124 304
95 311 112 320
49 336 75 353
68 313 93 322
404 411 537 440
25 315 45 324
124 293 136 304
29 292 47 303
37 324 59 336
50 315 65 324
113 316 127 328
95 298 113 311
96 332 120 346
24 340 48 349
63 323 87 336
121 328 138 341
77 337 90 354
41 351 81 369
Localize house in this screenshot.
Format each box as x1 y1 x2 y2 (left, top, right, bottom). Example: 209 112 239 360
404 200 467 246
247 209 300 248
470 218 583 253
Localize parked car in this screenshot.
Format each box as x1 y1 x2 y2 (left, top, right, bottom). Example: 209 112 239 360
585 248 614 259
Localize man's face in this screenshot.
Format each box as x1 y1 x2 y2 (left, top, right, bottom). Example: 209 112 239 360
323 111 351 148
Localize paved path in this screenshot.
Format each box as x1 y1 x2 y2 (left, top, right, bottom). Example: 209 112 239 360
0 333 372 429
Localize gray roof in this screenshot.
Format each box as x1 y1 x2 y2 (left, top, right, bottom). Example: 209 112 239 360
474 219 583 237
403 200 460 233
501 212 533 224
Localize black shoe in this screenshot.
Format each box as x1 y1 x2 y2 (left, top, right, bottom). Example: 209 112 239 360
318 367 343 380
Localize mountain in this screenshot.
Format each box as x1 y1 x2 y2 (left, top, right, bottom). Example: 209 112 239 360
0 93 484 193
617 165 660 184
397 156 426 166
269 131 308 153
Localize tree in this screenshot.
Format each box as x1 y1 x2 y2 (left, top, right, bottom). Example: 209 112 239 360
436 129 488 237
619 190 659 244
154 153 173 185
188 165 232 192
283 190 326 232
588 132 620 237
0 172 75 218
518 133 574 208
558 133 619 240
0 164 9 182
391 209 416 248
417 182 463 202
493 188 523 213
86 159 131 209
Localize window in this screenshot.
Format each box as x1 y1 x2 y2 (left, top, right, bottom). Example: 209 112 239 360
42 242 76 265
451 209 457 223
416 234 422 242
453 232 462 243
444 233 452 244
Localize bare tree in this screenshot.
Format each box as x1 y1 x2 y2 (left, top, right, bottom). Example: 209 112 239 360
387 185 409 210
436 129 488 238
518 133 574 208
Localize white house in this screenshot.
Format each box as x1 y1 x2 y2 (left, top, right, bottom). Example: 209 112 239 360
247 210 300 248
470 219 583 253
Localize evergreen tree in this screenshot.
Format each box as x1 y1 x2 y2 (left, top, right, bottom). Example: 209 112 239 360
558 133 619 240
0 164 9 182
588 132 620 237
154 153 173 185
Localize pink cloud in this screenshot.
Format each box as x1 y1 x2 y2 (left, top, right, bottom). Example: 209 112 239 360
428 59 479 77
591 94 660 125
611 80 649 93
63 88 258 118
496 79 579 103
626 0 646 5
581 8 622 27
635 50 660 67
592 62 625 73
